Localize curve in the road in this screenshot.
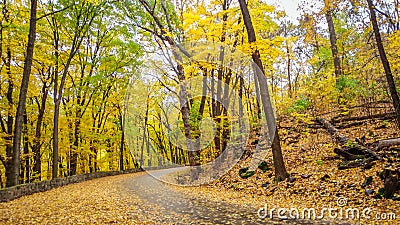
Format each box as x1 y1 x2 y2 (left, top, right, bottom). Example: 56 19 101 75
122 168 338 225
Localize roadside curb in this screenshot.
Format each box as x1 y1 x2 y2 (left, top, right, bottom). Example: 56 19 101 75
0 165 178 202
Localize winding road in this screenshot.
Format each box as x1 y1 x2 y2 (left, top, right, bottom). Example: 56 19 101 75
121 168 335 224
0 168 346 224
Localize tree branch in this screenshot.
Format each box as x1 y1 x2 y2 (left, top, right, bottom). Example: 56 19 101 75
37 4 75 21
374 7 398 31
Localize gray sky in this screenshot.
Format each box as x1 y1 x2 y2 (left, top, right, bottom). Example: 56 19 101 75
266 0 302 21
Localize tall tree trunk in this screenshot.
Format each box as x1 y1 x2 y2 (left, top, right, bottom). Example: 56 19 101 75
118 105 125 171
146 130 151 166
221 69 232 154
238 74 245 144
52 96 60 179
166 42 196 171
52 17 60 179
367 0 400 129
120 127 125 170
10 0 37 186
324 1 342 77
176 62 197 178
33 85 48 181
214 68 223 155
53 33 78 179
71 107 80 175
193 73 208 164
4 47 14 187
23 112 29 183
286 43 292 98
140 100 149 167
159 101 177 164
238 0 288 181
89 140 94 173
253 66 262 120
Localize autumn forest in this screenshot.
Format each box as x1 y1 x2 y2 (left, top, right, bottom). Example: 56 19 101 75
1 0 400 224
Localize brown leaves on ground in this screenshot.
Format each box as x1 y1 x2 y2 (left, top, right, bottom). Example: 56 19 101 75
174 117 400 224
1 115 399 224
0 173 180 224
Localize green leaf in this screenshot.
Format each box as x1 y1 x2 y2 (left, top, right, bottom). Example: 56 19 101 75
258 161 271 172
239 167 255 179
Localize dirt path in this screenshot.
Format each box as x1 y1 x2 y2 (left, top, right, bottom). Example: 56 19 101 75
122 168 266 224
0 168 342 224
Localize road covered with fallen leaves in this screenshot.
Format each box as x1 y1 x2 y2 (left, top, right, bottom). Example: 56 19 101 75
0 168 342 224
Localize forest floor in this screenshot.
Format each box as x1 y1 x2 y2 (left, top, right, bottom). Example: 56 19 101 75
173 113 400 225
0 172 157 224
1 113 399 224
0 169 338 224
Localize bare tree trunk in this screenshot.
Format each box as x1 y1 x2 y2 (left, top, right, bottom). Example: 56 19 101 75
118 105 125 171
238 75 246 155
214 68 223 155
4 47 14 187
194 74 208 163
238 0 288 181
53 45 76 178
89 140 94 173
146 128 151 167
52 95 60 179
286 43 292 98
33 84 48 181
253 66 262 120
52 29 80 179
23 112 29 183
70 106 80 175
140 100 149 167
176 62 197 178
51 17 60 179
367 0 400 129
10 0 37 186
324 1 342 77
